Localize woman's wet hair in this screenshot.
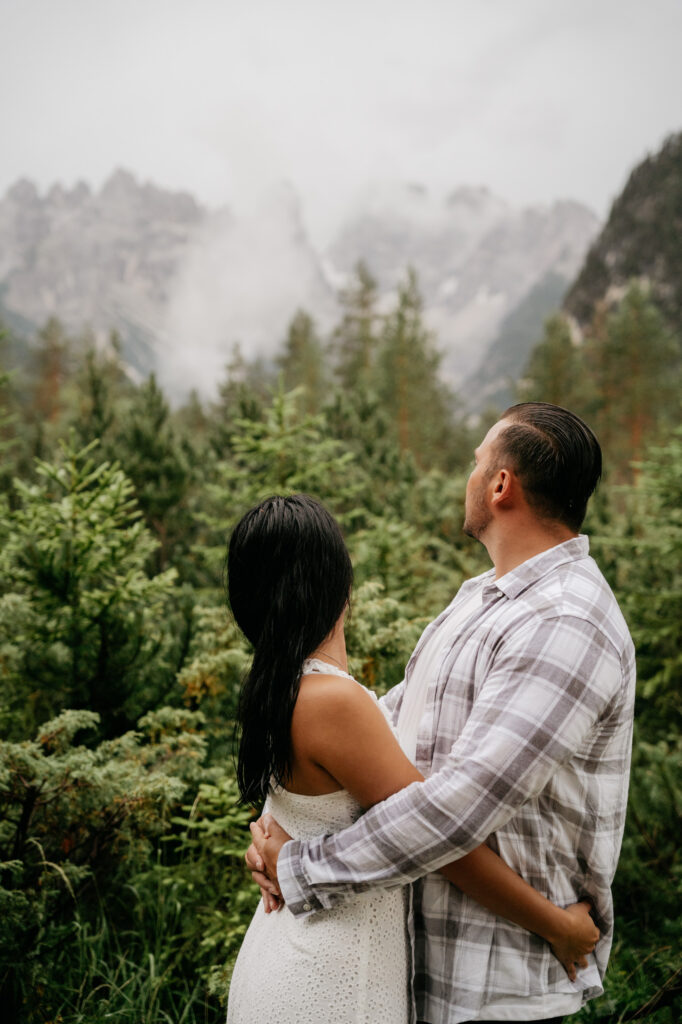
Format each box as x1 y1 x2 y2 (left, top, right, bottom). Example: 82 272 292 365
497 402 602 532
227 494 353 805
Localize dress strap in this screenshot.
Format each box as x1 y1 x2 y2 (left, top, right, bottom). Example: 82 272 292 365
301 657 355 682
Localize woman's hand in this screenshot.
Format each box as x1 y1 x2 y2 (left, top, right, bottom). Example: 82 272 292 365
246 813 289 913
549 901 600 981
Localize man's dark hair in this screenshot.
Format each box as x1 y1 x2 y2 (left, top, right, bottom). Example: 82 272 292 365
495 402 602 531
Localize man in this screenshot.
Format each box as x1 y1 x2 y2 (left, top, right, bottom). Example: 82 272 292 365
248 403 636 1024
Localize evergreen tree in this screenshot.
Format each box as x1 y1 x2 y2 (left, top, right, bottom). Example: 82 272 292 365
593 427 682 728
374 268 454 468
333 261 380 391
0 438 179 736
209 344 272 458
277 309 326 415
517 313 587 410
586 284 680 477
30 317 70 426
71 332 131 449
113 374 195 574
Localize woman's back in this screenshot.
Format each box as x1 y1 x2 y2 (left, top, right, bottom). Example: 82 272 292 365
226 661 411 1024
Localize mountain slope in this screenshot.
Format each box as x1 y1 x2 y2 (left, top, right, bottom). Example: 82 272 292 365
463 271 569 411
564 132 682 331
328 186 599 384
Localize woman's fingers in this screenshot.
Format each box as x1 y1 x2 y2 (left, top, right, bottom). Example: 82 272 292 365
245 840 264 873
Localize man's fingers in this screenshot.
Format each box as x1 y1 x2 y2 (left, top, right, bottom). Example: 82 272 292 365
577 955 588 970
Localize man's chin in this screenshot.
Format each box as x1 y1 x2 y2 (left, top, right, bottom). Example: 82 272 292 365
463 518 489 542
462 519 477 540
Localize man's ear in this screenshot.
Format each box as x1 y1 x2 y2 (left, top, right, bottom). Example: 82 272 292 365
490 468 514 507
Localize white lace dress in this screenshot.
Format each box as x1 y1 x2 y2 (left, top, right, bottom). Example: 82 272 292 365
226 660 410 1024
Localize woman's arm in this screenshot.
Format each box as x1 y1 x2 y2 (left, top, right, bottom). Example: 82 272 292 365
287 676 598 975
438 848 597 979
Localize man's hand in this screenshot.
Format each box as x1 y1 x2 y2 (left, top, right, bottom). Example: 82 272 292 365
549 901 600 982
245 813 293 913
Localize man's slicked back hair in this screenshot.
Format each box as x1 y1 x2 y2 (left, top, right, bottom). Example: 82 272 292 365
496 402 602 532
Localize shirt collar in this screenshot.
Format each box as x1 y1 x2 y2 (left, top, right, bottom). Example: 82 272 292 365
482 534 589 601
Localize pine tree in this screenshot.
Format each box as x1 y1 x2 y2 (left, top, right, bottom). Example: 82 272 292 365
30 317 70 426
517 313 587 410
113 374 195 574
277 309 326 415
209 344 272 458
374 268 454 467
333 261 380 391
71 332 132 448
0 438 179 736
592 285 680 476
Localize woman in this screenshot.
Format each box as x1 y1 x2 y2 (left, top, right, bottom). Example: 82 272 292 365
226 494 598 1024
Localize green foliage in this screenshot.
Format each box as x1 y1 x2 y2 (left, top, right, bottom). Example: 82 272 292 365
110 374 197 576
517 312 586 409
277 309 327 415
375 268 455 467
207 344 273 459
0 263 680 1020
592 429 682 728
579 432 682 1022
0 437 180 736
177 604 251 725
70 336 132 451
587 285 680 474
575 730 682 1023
333 260 380 391
0 706 208 1021
521 284 681 483
198 386 360 589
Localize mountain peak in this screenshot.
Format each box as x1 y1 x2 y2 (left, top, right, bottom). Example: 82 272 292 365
99 167 140 199
5 178 40 204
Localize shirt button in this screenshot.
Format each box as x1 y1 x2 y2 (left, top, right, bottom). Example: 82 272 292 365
303 902 312 911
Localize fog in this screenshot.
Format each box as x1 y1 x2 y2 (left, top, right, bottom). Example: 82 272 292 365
3 0 682 248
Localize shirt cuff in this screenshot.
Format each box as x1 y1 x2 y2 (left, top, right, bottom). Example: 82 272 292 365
277 839 323 918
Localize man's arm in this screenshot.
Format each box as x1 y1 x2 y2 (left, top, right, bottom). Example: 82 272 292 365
377 677 405 721
276 615 624 916
250 814 600 979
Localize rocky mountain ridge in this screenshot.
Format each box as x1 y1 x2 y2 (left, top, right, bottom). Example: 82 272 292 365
564 131 682 333
0 169 600 402
330 184 599 387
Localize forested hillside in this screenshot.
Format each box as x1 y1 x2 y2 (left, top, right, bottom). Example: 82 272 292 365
0 141 681 1022
564 132 682 330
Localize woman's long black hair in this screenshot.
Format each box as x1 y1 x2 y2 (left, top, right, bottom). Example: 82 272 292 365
227 494 353 806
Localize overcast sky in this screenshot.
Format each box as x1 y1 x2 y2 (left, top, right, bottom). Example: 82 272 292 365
3 0 682 243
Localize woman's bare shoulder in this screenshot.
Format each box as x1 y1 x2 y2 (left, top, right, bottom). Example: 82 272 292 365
293 671 421 808
295 671 379 723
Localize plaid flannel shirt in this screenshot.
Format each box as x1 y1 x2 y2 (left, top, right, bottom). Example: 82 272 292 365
277 537 636 1023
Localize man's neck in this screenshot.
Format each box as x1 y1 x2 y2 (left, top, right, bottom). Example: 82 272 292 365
486 522 578 579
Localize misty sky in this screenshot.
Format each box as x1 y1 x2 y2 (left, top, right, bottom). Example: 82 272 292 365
3 0 682 244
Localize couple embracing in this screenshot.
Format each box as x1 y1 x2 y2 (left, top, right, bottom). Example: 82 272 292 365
226 403 635 1024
